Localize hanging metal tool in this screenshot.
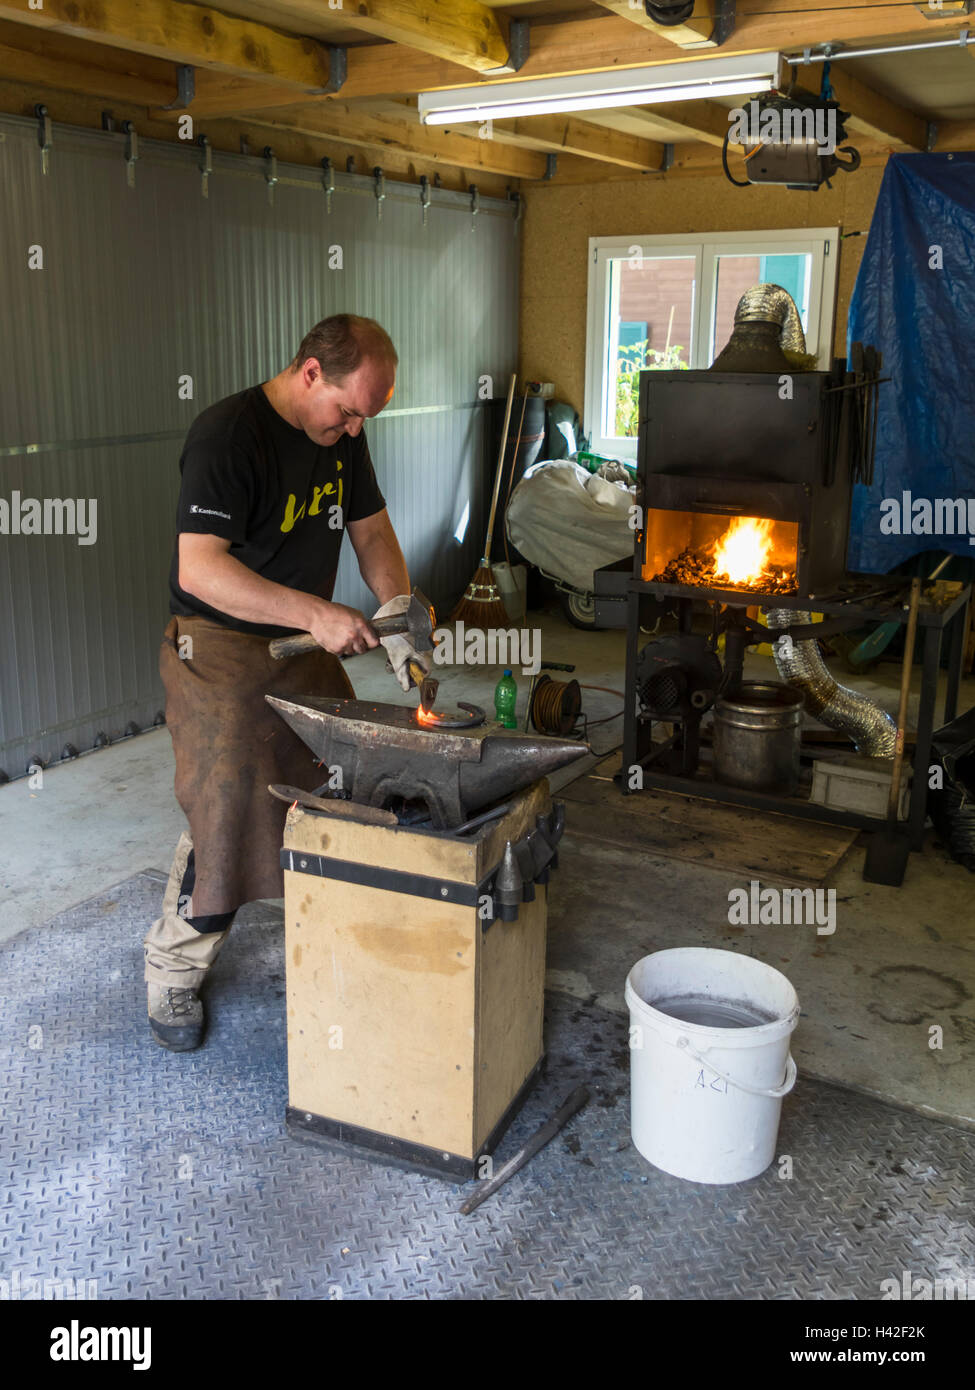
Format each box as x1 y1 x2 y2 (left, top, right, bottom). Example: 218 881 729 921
321 156 334 214
122 121 139 189
198 134 212 199
264 146 277 206
419 175 431 227
469 183 479 232
373 166 385 222
35 104 52 177
510 191 523 236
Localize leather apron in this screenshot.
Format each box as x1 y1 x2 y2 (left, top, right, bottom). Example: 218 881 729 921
159 615 353 915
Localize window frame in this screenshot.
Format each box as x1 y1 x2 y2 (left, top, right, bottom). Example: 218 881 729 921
584 226 840 460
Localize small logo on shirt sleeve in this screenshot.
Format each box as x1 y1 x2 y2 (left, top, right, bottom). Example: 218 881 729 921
189 504 232 520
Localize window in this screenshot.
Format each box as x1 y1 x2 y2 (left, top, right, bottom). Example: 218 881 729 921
584 228 839 459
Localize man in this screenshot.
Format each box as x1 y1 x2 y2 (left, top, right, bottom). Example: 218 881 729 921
144 314 430 1051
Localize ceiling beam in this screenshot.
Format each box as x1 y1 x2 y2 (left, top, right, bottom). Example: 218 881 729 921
822 67 928 151
582 100 731 149
592 1 718 49
539 135 908 185
0 73 516 191
8 0 969 117
580 70 929 156
237 101 550 179
0 19 177 107
933 118 975 147
490 115 667 171
512 6 972 92
150 71 313 121
0 0 334 91
10 0 971 104
283 0 513 74
296 95 672 171
539 144 721 184
913 0 972 15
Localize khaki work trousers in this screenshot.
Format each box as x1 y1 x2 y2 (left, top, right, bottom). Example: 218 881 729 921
143 831 234 990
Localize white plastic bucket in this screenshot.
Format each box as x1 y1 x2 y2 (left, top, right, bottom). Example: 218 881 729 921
493 562 527 623
625 948 799 1185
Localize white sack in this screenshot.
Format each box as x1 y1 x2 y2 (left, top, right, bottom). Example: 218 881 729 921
505 460 635 594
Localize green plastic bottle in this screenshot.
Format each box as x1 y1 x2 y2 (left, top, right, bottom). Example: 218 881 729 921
494 668 518 729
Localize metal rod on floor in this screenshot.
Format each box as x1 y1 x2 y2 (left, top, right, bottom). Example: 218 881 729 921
459 1085 590 1215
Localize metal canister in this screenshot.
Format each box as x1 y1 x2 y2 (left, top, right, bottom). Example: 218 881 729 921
712 681 804 796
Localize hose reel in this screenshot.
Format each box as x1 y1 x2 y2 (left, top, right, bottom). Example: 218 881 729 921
529 674 582 735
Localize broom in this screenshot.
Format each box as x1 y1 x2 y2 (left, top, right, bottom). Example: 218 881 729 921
503 391 529 566
450 371 518 628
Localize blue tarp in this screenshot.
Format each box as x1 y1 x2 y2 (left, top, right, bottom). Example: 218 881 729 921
846 152 975 574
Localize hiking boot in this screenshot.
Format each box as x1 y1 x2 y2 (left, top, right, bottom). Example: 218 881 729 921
147 982 205 1052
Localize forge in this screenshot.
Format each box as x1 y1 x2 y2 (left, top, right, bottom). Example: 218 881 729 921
635 368 854 605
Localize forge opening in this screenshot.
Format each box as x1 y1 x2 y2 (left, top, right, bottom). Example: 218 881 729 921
643 508 799 595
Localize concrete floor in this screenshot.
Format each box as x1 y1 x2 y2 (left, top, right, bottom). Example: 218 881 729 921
549 825 975 1128
2 606 973 1128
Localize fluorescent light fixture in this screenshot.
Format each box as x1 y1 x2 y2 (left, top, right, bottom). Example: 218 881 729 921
419 52 782 125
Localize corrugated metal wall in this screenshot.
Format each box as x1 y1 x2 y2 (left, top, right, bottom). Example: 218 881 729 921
0 115 519 779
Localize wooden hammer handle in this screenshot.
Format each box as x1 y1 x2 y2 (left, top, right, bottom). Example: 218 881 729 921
268 611 412 661
268 632 321 659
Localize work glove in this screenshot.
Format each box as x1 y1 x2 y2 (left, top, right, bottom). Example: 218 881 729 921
373 595 433 694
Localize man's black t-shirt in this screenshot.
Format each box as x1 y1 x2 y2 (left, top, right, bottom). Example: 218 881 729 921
168 385 386 638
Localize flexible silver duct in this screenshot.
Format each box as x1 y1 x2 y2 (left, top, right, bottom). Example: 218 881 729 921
733 284 808 356
710 283 813 373
765 609 898 757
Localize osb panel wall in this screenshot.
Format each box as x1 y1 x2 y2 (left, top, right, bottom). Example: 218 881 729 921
518 164 886 414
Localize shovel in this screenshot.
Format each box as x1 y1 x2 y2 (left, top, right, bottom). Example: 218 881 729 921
862 575 921 886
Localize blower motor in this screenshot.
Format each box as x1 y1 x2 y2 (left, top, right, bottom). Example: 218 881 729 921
724 93 861 191
636 635 722 720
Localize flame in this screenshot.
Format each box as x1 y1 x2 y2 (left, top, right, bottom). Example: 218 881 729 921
712 516 774 586
415 705 438 726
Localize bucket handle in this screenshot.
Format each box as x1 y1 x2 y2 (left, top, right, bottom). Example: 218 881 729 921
675 1036 797 1099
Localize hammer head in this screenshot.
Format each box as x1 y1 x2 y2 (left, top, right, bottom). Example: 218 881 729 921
371 587 436 652
406 587 436 653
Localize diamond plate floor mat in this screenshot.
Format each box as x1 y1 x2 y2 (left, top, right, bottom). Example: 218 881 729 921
2 871 974 1301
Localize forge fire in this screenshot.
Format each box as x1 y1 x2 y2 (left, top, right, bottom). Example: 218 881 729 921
648 514 798 595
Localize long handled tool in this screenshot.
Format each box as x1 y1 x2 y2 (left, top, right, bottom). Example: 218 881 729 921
502 391 528 567
846 554 948 672
450 373 518 628
458 1085 590 1215
862 574 922 886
